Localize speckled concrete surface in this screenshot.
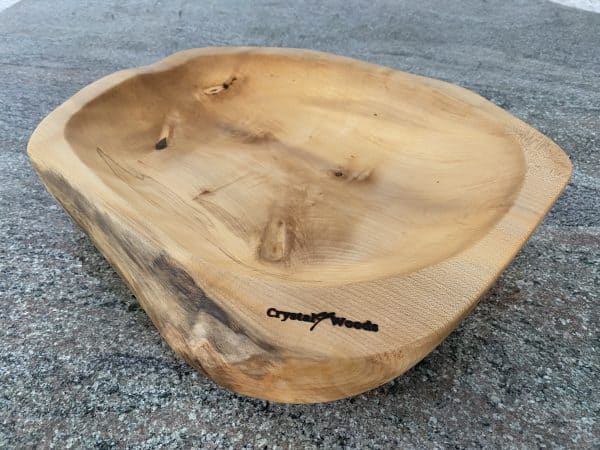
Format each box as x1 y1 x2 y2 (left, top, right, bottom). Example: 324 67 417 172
0 0 598 448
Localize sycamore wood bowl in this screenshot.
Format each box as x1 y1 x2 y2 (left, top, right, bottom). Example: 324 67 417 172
28 48 572 403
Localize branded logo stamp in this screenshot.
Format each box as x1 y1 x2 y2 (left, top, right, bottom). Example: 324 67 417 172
266 308 379 332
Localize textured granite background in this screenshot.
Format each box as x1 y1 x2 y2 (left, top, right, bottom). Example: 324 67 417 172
0 0 598 448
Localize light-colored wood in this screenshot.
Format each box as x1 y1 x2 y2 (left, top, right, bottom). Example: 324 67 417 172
28 48 572 403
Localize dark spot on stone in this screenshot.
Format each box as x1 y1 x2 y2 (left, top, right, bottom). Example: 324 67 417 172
155 137 168 150
334 171 344 177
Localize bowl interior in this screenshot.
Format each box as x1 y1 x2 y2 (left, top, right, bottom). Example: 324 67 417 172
64 52 525 284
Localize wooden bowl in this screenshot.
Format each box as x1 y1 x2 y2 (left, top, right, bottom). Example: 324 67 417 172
28 48 571 403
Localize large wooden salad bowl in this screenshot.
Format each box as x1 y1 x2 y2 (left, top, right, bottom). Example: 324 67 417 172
28 48 571 403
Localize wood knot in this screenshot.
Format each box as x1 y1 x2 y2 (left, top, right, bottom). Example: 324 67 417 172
155 137 168 150
328 168 346 179
259 215 290 263
203 76 237 95
155 114 178 150
328 167 374 182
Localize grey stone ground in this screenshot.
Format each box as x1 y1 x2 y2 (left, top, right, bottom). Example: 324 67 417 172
0 0 598 448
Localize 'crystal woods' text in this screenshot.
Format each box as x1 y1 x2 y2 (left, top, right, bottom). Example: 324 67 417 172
266 308 379 332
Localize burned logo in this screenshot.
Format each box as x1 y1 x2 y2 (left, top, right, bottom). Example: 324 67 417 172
266 308 379 332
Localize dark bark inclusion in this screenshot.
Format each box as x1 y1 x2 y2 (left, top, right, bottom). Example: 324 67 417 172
38 169 279 361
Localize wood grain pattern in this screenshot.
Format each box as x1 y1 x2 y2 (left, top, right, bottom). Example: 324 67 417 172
27 48 572 403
